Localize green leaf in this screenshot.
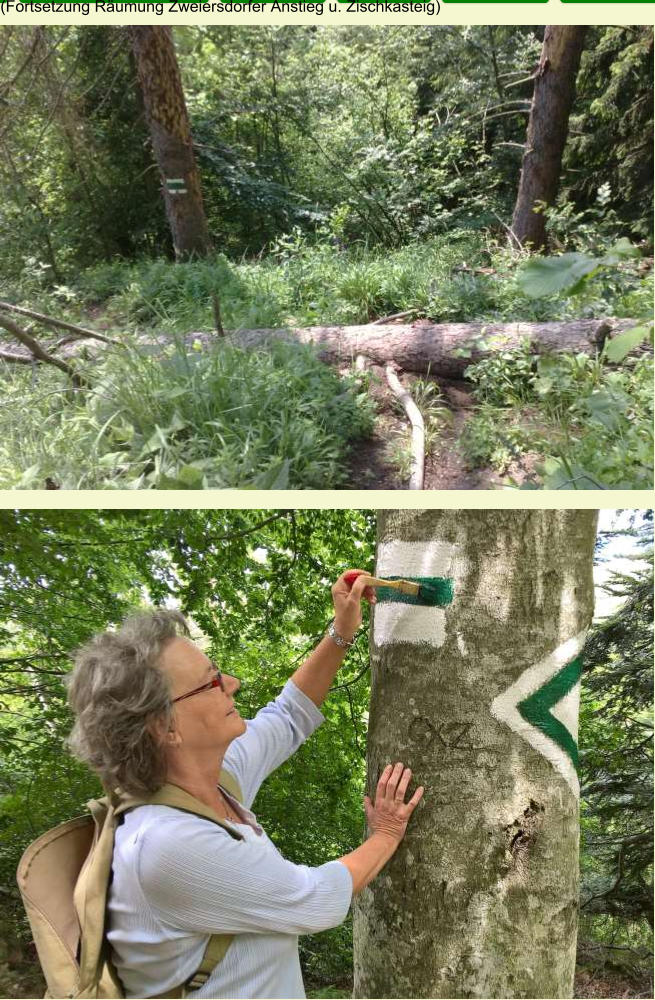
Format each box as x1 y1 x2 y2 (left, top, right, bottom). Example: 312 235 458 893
539 457 607 490
587 390 621 430
254 459 290 489
602 238 641 265
16 463 42 488
174 464 206 488
98 451 129 468
142 425 169 455
603 325 651 363
168 412 190 434
517 253 598 298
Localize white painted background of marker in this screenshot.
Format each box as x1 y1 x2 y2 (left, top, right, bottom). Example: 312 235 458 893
373 540 464 648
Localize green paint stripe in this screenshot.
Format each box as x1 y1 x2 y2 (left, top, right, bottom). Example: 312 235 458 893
376 576 454 607
518 656 582 771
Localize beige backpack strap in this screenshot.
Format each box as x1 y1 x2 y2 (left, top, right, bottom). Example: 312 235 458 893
218 768 243 803
75 796 121 995
151 933 234 999
118 783 244 840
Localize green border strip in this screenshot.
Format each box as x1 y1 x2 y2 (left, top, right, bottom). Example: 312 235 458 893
19 1 327 4
517 656 583 771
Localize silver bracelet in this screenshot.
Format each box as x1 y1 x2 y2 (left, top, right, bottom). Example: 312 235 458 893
327 620 355 648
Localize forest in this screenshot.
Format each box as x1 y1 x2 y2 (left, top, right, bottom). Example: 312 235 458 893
0 508 652 998
0 25 653 490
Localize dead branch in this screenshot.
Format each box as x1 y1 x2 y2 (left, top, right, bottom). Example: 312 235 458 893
371 309 420 325
0 313 85 386
0 300 120 345
385 364 425 490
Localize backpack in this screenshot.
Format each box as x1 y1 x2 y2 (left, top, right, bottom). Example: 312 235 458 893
16 770 245 999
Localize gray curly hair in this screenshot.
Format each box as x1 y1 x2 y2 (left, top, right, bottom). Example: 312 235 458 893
67 609 190 796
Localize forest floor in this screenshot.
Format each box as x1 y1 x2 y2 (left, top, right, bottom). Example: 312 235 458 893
30 325 534 491
343 363 539 490
1 963 651 1000
0 949 652 999
3 312 646 491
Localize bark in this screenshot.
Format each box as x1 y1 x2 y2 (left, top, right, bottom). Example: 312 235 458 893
511 27 587 250
221 317 635 376
130 27 211 261
354 510 598 999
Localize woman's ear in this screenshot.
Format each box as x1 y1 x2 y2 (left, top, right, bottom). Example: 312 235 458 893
148 711 179 747
166 726 182 748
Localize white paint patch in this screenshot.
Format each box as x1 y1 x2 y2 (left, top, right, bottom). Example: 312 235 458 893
490 630 587 798
376 539 457 578
550 681 581 743
457 633 468 657
373 540 460 648
374 603 446 647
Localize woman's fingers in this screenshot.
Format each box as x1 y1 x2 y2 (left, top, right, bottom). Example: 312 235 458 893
376 763 393 797
384 762 405 799
349 573 376 605
407 785 424 809
338 570 377 605
378 761 415 802
395 766 413 802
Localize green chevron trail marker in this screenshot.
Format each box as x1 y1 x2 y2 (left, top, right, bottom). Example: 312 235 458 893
517 654 583 770
491 631 587 798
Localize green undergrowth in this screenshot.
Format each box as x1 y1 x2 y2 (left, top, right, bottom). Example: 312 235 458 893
7 229 651 335
0 338 374 490
2 229 651 491
460 345 653 489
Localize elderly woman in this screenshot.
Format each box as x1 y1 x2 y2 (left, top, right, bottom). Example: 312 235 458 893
67 571 423 1000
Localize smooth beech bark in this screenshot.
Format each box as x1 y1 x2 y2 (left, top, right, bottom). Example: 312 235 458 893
353 509 598 999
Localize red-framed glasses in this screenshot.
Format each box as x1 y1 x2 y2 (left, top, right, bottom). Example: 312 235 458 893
172 665 225 704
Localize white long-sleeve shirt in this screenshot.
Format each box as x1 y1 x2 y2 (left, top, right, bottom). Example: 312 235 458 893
107 680 353 999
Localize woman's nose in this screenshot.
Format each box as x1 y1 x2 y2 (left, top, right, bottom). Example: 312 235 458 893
223 673 240 695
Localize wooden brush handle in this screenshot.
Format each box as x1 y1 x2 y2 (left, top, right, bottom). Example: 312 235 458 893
343 571 418 594
350 574 416 591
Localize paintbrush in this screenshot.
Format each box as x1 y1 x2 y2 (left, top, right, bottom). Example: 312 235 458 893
344 570 453 607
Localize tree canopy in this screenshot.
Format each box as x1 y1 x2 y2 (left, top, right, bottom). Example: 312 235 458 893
0 25 652 271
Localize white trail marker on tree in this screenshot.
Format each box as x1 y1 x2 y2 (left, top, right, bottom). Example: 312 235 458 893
490 630 587 798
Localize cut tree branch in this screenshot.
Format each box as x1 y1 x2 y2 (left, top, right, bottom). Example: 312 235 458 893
0 313 85 386
385 363 425 490
0 300 120 345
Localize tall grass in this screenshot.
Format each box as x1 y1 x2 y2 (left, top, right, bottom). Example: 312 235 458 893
67 231 651 334
0 338 374 489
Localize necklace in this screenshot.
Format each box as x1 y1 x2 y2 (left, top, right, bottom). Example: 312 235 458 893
218 791 242 824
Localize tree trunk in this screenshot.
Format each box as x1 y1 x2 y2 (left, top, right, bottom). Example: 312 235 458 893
354 510 598 999
130 27 211 261
220 317 635 376
511 27 587 250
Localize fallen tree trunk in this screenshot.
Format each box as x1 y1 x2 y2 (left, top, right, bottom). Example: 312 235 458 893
219 317 638 376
